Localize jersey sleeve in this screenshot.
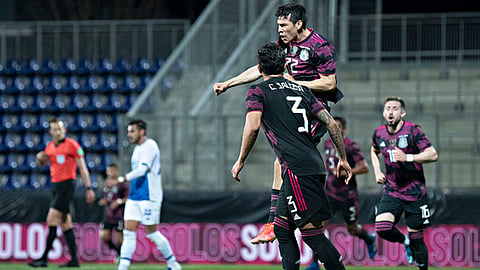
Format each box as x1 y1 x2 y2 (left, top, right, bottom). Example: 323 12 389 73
313 42 336 75
413 125 432 151
308 90 326 116
245 85 265 113
69 139 84 158
372 130 380 151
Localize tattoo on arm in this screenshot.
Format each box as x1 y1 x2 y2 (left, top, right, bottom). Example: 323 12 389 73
316 110 347 160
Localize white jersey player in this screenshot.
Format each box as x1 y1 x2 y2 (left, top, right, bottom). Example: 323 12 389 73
116 119 181 270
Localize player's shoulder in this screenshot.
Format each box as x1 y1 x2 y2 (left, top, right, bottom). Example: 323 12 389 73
374 124 387 132
65 137 81 147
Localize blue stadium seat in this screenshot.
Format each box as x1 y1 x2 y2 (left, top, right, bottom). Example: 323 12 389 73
44 75 67 94
23 133 43 152
36 94 57 113
64 75 82 93
39 59 58 75
0 95 18 113
36 114 51 133
138 74 152 93
22 58 41 75
20 114 38 131
0 130 8 153
27 174 44 190
84 153 102 172
95 58 113 75
17 94 37 113
113 58 131 74
17 154 35 173
100 132 118 152
85 75 101 93
119 74 139 94
77 58 94 75
109 94 129 113
58 58 77 75
151 57 165 73
4 59 22 75
91 94 109 112
132 57 151 74
54 94 76 113
26 75 43 95
2 115 19 133
0 76 7 94
99 75 118 94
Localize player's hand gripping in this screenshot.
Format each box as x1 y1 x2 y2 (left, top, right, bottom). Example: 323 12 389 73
231 160 244 182
213 82 228 96
336 159 352 185
375 171 386 184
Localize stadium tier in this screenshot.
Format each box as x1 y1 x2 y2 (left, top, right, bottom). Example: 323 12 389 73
0 57 181 190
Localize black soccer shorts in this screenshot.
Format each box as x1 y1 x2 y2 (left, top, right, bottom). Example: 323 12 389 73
327 195 359 225
376 193 432 230
50 179 75 214
276 171 332 228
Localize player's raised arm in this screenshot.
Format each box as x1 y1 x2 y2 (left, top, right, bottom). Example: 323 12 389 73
213 65 262 96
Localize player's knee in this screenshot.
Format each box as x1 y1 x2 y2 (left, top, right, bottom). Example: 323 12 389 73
273 216 294 242
375 220 394 239
347 223 361 236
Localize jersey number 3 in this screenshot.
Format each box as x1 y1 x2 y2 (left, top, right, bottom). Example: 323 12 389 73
286 96 308 133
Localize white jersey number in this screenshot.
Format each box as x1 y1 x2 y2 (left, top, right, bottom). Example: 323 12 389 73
286 96 308 133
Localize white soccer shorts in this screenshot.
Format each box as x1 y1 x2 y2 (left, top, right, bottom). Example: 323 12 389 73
123 199 161 225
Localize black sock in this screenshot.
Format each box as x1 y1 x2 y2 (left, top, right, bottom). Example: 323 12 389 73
273 217 300 270
410 231 428 269
301 228 345 270
41 226 57 261
267 189 280 223
63 229 78 262
106 240 120 255
376 221 405 243
356 228 374 245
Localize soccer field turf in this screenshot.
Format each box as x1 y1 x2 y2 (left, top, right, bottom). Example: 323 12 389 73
0 263 475 270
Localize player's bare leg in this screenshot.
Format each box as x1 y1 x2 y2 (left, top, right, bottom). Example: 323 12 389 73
251 159 283 244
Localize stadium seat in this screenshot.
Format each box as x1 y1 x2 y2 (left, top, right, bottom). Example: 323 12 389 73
113 58 131 74
36 114 51 133
73 114 95 133
20 114 38 131
22 58 41 75
99 75 118 94
85 75 101 93
2 115 19 133
39 59 58 75
100 132 118 152
0 95 18 113
64 75 82 93
77 58 94 75
84 153 103 172
0 76 7 93
58 58 77 75
26 75 44 95
4 59 22 75
17 154 35 173
119 75 139 94
137 74 152 93
151 57 166 73
36 94 57 113
95 58 113 75
110 93 130 113
45 75 67 94
132 57 151 74
23 133 43 152
91 94 109 112
17 95 37 113
27 174 43 190
54 94 76 113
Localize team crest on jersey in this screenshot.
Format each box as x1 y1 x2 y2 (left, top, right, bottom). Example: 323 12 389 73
398 135 409 148
299 48 309 61
56 155 65 164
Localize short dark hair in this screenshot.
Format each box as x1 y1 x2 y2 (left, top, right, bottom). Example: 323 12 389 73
48 117 63 127
275 3 307 31
128 119 147 131
333 116 346 127
384 96 405 109
107 163 117 168
257 43 286 75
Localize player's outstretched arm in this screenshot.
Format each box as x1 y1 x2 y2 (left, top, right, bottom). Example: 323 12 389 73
284 73 336 93
316 109 352 183
213 65 261 96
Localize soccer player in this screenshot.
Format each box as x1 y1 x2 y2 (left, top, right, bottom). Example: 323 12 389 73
116 119 181 270
371 96 438 270
306 116 376 270
28 117 95 268
98 163 128 260
232 42 351 270
214 2 342 245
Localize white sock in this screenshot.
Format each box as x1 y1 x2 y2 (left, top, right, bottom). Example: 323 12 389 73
146 231 176 262
118 230 136 269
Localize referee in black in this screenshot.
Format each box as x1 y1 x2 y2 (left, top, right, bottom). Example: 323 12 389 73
232 43 352 270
